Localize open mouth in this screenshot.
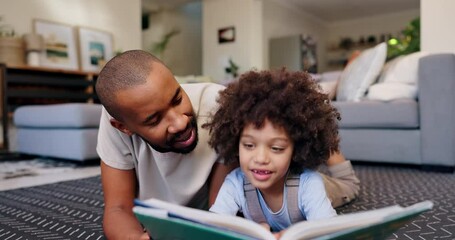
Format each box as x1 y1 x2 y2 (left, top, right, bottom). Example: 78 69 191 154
251 169 273 181
252 169 272 175
171 127 195 149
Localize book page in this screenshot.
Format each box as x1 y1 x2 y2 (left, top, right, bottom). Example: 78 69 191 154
137 198 275 240
281 201 433 240
281 206 403 239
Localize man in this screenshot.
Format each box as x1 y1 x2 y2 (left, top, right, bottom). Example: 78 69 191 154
96 50 359 239
96 50 235 239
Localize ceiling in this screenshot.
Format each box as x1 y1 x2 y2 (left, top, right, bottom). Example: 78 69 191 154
142 0 420 22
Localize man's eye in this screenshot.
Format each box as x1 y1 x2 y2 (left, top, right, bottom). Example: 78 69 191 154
173 96 183 105
149 116 162 127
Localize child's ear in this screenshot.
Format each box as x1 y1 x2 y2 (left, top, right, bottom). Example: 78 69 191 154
110 118 133 136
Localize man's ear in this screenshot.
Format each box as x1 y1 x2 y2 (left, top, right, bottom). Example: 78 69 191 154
110 118 134 136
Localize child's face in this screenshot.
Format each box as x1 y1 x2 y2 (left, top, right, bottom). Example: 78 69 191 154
239 119 294 194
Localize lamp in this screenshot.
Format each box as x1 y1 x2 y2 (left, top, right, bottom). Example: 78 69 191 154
23 33 44 66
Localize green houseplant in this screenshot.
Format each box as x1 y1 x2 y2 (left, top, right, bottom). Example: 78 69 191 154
150 28 180 60
387 17 420 60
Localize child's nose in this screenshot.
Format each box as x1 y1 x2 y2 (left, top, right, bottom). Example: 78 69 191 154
254 147 270 164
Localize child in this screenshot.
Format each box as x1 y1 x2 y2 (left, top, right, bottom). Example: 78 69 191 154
204 68 341 235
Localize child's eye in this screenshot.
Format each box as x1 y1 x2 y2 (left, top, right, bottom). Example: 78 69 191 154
242 143 254 149
271 146 285 152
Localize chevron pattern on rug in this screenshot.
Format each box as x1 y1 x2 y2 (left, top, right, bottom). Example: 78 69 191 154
0 164 454 239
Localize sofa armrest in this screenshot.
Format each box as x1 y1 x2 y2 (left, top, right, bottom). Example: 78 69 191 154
419 53 455 166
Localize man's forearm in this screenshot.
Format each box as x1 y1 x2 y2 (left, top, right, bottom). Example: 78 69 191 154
103 207 147 239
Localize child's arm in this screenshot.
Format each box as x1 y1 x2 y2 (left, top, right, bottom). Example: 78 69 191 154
209 169 243 216
300 171 337 220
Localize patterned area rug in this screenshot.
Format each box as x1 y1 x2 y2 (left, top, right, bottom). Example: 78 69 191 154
0 158 80 180
338 164 455 240
0 176 104 239
0 164 454 239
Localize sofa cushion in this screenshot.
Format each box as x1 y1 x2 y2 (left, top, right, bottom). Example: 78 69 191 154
366 51 429 101
332 99 419 128
16 128 99 161
336 42 387 102
14 103 102 128
366 83 417 101
377 51 429 85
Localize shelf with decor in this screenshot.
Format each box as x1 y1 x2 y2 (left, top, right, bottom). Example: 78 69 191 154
0 64 99 150
326 43 377 70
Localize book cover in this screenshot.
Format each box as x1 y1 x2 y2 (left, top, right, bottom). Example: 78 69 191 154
133 199 433 240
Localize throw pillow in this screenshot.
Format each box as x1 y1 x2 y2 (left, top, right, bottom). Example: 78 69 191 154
336 42 387 101
375 51 429 85
367 83 417 101
366 51 429 101
375 55 404 83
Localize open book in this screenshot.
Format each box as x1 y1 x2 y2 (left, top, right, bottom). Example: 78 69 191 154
133 198 433 240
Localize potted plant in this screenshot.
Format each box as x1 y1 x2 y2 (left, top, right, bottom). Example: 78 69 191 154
387 17 420 60
150 28 180 60
0 16 25 66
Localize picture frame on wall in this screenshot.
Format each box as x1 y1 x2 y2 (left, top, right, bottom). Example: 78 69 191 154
33 19 79 70
218 26 235 44
77 27 114 73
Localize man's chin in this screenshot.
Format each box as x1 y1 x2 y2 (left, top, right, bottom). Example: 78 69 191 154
144 115 199 154
150 138 198 154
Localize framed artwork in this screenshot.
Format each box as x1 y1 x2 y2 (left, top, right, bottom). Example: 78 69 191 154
33 19 79 70
77 27 114 72
218 26 235 44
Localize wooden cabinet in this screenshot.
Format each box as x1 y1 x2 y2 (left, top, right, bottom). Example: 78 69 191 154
0 64 99 149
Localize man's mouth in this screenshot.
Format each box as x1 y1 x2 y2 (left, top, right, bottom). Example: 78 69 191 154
170 126 196 149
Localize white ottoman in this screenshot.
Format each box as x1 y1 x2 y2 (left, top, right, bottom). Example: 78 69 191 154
13 103 102 161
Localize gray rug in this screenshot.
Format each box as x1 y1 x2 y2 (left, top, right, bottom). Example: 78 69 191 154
0 164 454 239
0 175 104 239
0 158 80 180
338 164 455 240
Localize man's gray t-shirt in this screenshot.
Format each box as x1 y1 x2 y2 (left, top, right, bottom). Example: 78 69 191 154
97 83 225 208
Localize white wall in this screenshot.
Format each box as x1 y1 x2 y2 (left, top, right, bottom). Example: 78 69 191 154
263 0 328 71
0 0 141 54
142 2 203 75
202 0 263 83
421 0 455 53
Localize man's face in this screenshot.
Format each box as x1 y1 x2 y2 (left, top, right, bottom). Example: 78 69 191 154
112 62 198 154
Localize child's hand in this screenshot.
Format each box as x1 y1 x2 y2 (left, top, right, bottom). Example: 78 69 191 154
140 231 150 239
273 229 286 239
259 222 271 231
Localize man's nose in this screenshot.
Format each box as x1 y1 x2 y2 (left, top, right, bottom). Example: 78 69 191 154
167 109 188 134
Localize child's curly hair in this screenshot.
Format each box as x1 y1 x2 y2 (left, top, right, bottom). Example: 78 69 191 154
203 68 341 174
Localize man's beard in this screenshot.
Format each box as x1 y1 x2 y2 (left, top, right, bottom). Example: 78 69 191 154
142 117 199 154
